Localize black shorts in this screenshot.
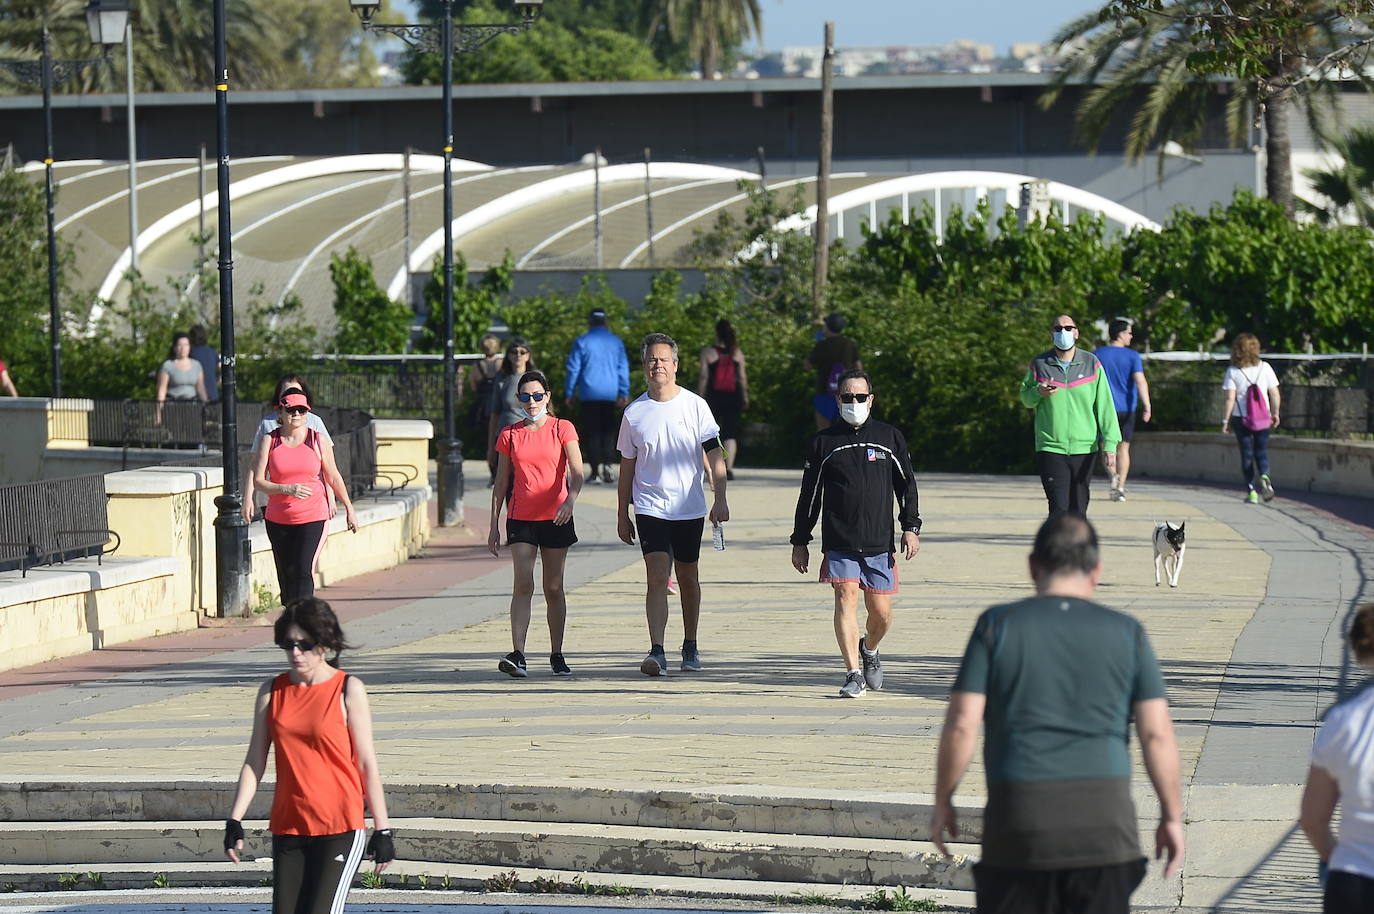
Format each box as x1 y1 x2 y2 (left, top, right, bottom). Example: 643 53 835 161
507 517 578 549
1116 410 1137 443
706 392 742 440
973 858 1146 914
635 514 705 563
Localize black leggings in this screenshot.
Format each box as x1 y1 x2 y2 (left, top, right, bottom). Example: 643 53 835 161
1326 869 1374 913
264 519 326 604
272 830 365 914
1037 451 1096 516
579 400 618 472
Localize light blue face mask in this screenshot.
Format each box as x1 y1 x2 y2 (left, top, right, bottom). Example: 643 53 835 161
1052 329 1076 351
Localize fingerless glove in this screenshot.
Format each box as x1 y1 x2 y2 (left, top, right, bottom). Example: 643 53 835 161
366 828 395 864
223 818 245 851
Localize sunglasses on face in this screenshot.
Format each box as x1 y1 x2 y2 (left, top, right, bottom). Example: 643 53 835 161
517 392 546 403
1052 325 1077 332
283 405 309 416
277 638 318 653
839 393 871 403
510 348 530 356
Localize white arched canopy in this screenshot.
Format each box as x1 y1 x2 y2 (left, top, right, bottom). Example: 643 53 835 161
766 170 1161 242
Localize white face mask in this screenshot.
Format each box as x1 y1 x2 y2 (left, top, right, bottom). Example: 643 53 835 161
840 400 870 426
520 394 546 421
1052 329 1076 351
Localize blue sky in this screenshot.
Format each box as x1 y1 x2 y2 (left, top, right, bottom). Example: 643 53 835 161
751 0 1101 52
390 1 1103 55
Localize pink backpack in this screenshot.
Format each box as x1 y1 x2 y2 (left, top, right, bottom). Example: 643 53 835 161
1242 368 1271 432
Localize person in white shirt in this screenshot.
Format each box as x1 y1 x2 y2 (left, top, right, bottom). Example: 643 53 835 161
1220 333 1281 504
617 333 729 677
1301 602 1374 913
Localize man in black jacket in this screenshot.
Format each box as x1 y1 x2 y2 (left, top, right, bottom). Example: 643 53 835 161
790 370 922 698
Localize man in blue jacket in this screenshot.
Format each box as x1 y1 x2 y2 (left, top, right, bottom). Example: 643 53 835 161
565 309 630 483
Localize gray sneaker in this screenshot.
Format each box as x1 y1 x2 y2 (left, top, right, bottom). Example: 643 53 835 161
640 648 667 677
839 671 866 698
680 641 702 672
859 636 883 691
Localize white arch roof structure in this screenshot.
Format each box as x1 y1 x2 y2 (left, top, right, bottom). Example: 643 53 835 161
95 153 488 303
767 170 1161 240
385 162 757 300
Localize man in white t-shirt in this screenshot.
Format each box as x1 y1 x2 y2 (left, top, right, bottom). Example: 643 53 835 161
617 333 730 677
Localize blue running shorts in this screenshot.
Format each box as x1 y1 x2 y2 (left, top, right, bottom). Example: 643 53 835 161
819 551 898 594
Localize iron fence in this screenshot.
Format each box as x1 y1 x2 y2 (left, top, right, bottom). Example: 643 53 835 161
0 474 119 576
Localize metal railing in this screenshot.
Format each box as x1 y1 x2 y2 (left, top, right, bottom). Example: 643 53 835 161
0 474 120 576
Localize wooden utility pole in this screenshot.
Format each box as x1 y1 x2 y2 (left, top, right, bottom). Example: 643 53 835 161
812 22 835 322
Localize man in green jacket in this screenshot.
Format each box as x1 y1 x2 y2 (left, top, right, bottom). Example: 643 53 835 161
1020 314 1121 515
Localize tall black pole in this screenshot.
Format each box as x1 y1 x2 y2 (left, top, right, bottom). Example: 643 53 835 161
435 0 463 526
40 26 62 397
211 0 250 616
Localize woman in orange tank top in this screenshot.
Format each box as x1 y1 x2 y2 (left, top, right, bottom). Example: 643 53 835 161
223 599 393 914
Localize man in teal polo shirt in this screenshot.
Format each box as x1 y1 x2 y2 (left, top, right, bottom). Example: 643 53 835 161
931 512 1184 914
1020 314 1121 515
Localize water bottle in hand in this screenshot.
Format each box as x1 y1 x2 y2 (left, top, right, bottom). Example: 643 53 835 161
712 523 726 551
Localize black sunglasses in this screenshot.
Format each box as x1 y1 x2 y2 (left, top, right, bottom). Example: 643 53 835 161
277 638 318 653
517 392 546 403
283 405 309 416
1052 325 1077 332
510 348 530 355
839 393 871 403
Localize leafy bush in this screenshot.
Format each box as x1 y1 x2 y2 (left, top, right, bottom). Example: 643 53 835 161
330 247 412 354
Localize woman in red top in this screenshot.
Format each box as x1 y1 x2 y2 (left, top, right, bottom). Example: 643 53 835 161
489 370 584 677
253 392 358 605
223 598 393 914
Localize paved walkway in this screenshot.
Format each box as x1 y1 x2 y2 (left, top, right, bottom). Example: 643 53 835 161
3 461 1370 912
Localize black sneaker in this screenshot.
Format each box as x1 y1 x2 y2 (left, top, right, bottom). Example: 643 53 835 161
859 636 883 691
498 651 528 678
640 646 668 677
550 653 572 676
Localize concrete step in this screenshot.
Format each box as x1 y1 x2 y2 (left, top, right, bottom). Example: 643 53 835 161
0 818 978 890
0 778 984 842
0 862 977 911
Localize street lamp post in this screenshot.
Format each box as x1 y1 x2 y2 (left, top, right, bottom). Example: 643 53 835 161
210 0 251 617
349 0 543 527
0 0 128 397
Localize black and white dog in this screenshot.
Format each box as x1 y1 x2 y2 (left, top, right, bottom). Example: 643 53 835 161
1153 522 1186 588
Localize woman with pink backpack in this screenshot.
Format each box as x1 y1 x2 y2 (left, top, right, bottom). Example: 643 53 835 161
1221 333 1282 504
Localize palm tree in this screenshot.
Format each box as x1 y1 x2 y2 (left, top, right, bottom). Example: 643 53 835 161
1041 1 1366 218
1302 126 1374 226
654 0 761 79
0 0 377 94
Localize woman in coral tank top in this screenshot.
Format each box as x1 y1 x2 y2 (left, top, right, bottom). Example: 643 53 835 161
489 370 584 678
253 391 358 606
223 598 393 914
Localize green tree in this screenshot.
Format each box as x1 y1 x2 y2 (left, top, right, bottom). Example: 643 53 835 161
1120 190 1374 352
415 0 693 73
416 250 514 354
1302 125 1374 227
329 248 413 354
1042 0 1374 217
652 0 761 79
0 0 383 95
0 164 65 394
403 1 671 83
